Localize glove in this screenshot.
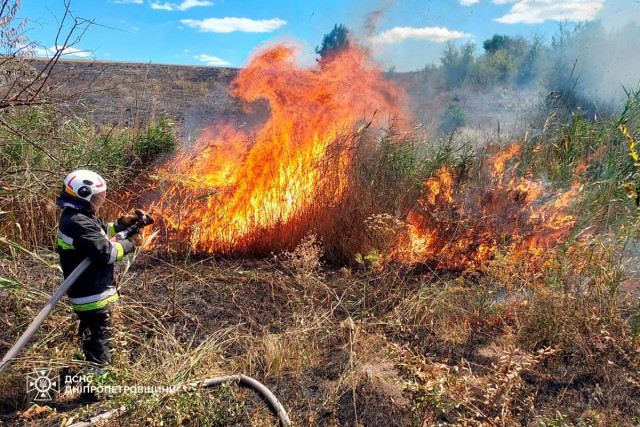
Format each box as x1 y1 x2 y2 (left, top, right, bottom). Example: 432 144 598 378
128 232 143 247
121 209 149 227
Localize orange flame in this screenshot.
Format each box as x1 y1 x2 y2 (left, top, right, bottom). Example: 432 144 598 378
150 44 577 269
152 45 409 254
395 144 578 269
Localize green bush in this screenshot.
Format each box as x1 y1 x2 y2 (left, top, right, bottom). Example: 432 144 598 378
0 105 178 249
441 42 475 89
516 87 640 234
316 24 350 61
133 118 177 163
439 103 467 134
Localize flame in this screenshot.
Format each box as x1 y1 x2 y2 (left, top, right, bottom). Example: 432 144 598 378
150 43 577 269
152 45 409 254
395 144 578 269
425 167 454 205
492 144 521 180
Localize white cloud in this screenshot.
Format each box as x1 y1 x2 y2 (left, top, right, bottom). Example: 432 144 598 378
493 0 519 4
194 54 231 66
181 17 286 33
35 45 92 58
459 0 480 5
58 47 93 58
496 0 605 24
150 2 172 10
33 47 48 56
150 0 213 11
114 0 143 4
370 26 470 44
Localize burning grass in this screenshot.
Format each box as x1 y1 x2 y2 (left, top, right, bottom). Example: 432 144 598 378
150 45 410 260
2 41 640 426
147 44 585 273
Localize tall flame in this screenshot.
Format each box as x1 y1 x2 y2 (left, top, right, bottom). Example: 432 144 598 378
152 45 409 254
151 43 578 269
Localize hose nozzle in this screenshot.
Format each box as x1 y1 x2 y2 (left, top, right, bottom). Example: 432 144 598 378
111 212 154 242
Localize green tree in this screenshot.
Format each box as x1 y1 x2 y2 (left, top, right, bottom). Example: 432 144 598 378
482 34 528 58
316 24 350 61
439 103 467 135
441 41 475 89
468 34 540 88
482 34 514 54
516 34 544 84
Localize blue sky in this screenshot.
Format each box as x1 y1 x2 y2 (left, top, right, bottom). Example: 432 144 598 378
19 0 640 71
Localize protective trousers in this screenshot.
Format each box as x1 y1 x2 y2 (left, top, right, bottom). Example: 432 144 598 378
76 307 113 365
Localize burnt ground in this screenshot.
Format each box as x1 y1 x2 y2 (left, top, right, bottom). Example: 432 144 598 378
0 251 416 426
28 58 243 140
2 243 640 425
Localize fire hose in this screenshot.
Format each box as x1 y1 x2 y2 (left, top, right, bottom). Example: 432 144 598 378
0 214 292 426
66 375 291 427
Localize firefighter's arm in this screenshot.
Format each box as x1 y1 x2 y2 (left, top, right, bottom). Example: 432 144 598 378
105 209 149 237
104 216 127 238
72 216 135 264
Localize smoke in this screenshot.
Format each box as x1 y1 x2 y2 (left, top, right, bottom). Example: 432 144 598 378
382 19 640 140
360 0 398 38
349 0 640 137
363 9 384 38
181 2 640 146
552 21 640 108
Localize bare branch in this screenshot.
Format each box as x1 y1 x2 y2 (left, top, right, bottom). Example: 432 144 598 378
0 0 95 112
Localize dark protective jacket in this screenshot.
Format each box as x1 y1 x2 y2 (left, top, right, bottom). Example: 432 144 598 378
57 207 135 312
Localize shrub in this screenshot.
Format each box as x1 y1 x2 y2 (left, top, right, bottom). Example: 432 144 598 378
133 118 177 163
441 42 475 89
439 103 467 134
0 105 178 249
316 24 350 62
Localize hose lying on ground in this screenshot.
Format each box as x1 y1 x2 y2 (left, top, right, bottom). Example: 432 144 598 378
1 265 292 426
67 374 291 427
0 224 290 425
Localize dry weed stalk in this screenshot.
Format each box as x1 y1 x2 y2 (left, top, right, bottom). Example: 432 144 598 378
391 342 558 426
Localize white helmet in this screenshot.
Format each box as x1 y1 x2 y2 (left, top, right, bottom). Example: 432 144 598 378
62 169 107 203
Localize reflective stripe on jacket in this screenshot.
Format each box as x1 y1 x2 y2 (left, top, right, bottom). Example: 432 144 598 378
57 207 135 312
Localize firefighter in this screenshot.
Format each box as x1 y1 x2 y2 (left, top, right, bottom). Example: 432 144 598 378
56 169 144 399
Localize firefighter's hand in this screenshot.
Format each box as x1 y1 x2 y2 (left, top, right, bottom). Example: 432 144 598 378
134 209 151 223
128 232 143 247
121 209 149 226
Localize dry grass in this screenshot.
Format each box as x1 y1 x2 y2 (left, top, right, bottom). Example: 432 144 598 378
2 74 640 427
3 221 639 426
